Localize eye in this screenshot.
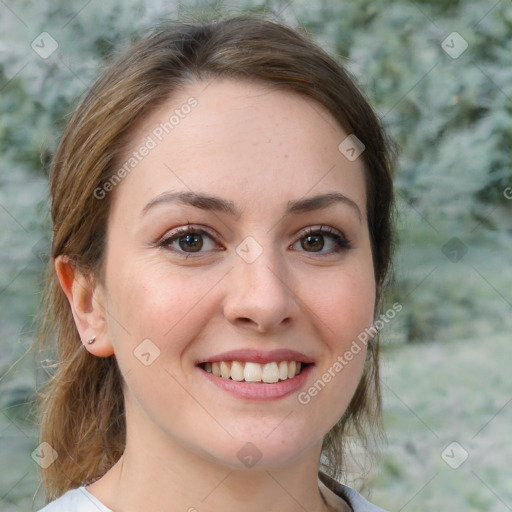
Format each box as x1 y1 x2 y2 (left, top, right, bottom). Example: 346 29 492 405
292 226 351 254
157 225 219 255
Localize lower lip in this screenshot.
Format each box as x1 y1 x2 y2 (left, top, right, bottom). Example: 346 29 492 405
199 365 313 401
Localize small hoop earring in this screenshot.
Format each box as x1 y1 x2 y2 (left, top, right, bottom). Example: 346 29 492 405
87 336 96 345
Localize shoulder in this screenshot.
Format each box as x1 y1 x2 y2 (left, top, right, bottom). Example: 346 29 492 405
36 486 113 512
318 472 388 512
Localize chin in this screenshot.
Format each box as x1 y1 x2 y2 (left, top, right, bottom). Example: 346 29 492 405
193 426 320 472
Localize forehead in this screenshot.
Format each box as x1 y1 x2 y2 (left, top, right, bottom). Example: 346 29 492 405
111 78 367 217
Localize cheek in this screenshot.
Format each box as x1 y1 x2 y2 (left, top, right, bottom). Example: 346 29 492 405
103 265 221 412
295 258 375 416
107 264 221 348
305 262 376 344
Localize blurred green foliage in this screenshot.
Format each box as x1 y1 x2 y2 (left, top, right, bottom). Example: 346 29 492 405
0 0 510 510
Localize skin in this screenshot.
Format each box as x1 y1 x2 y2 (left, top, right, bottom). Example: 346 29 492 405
56 78 376 512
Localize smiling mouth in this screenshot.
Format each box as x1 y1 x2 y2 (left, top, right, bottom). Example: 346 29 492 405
198 361 311 384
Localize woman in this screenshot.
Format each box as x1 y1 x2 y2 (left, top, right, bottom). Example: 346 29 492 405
35 15 394 512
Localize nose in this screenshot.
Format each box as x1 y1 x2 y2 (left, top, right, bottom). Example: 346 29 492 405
222 245 300 334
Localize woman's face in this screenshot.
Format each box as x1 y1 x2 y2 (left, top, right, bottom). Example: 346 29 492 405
98 78 376 469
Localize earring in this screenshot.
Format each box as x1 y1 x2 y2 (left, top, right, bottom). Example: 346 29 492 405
87 336 96 345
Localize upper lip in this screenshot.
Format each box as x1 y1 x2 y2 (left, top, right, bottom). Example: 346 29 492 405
196 348 315 365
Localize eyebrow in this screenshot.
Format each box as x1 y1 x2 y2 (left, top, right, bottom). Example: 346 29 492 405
141 190 363 222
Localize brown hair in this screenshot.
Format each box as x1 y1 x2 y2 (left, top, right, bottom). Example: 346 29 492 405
33 14 395 501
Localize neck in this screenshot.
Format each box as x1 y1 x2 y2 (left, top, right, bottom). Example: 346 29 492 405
87 400 337 512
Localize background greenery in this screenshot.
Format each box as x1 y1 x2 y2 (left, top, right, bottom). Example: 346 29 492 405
1 0 510 510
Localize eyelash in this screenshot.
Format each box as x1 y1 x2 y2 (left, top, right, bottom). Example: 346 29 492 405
156 224 351 258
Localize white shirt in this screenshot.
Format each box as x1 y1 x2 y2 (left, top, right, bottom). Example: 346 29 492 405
37 473 387 512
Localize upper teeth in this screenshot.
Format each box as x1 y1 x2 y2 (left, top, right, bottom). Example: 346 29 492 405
203 361 302 383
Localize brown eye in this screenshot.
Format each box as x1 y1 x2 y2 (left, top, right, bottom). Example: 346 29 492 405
292 227 351 255
158 226 218 256
301 234 324 252
179 233 203 252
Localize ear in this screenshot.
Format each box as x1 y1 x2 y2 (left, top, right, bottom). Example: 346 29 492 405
55 255 115 357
